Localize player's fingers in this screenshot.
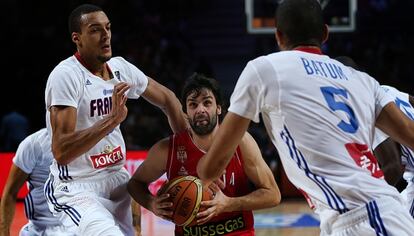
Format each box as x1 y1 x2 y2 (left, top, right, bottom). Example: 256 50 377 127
158 201 173 209
214 179 225 189
157 193 170 201
121 94 128 105
200 200 214 207
209 183 221 193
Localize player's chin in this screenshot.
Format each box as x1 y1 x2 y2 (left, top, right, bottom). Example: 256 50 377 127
98 53 112 62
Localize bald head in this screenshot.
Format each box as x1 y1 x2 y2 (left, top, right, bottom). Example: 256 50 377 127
276 0 325 48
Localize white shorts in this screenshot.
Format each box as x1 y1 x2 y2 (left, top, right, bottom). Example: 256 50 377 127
320 196 414 236
19 222 76 236
401 180 414 217
44 168 133 236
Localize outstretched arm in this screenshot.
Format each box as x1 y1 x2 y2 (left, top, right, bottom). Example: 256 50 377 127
141 78 189 134
197 132 281 224
197 112 251 182
0 164 28 236
127 138 173 220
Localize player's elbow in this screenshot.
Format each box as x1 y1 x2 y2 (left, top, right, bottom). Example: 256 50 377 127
269 187 282 206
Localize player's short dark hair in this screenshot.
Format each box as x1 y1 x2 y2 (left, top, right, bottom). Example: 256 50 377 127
181 73 223 113
68 4 103 34
276 0 325 47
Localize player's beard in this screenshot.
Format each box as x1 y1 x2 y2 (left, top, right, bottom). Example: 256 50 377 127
190 113 217 136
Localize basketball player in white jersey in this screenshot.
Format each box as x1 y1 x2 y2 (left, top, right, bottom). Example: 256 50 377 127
373 85 414 218
44 4 187 236
197 0 414 235
0 128 75 236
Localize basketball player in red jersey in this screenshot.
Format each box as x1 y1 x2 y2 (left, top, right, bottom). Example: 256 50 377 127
128 73 281 235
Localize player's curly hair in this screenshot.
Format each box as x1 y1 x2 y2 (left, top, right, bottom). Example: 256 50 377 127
181 73 223 113
68 4 103 34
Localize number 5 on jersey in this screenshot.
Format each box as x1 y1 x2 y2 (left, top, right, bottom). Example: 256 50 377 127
320 86 359 133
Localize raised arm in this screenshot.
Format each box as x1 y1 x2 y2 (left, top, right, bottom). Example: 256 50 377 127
127 138 173 220
141 78 188 134
197 112 251 182
50 82 130 165
0 164 28 236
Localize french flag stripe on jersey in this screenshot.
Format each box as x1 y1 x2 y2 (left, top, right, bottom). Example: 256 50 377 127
366 201 388 236
280 126 348 213
45 179 81 226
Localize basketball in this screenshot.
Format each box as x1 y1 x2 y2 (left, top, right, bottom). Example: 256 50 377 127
158 175 213 226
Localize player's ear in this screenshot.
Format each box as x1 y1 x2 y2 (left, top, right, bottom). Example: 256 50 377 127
71 32 80 45
322 24 329 44
275 29 285 50
217 105 222 115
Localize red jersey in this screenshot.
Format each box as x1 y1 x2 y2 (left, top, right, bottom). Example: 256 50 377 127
167 131 255 236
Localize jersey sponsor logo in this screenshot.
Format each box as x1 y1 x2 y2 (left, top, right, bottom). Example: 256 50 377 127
177 145 187 163
90 96 112 117
86 79 92 85
345 143 384 178
183 215 246 236
90 145 124 169
103 89 114 96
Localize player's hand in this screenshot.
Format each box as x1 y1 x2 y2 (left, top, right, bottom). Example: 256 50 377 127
150 193 173 221
196 182 230 225
110 82 130 124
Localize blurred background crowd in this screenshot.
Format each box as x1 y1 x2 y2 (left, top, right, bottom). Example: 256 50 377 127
1 0 413 176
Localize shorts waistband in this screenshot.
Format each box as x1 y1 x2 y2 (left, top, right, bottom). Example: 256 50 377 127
331 196 398 230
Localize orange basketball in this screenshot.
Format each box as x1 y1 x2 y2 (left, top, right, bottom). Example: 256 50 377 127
158 175 213 226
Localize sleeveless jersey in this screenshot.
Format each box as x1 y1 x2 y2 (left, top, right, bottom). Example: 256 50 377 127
167 131 254 236
13 128 60 228
373 85 414 181
45 54 148 181
228 48 400 223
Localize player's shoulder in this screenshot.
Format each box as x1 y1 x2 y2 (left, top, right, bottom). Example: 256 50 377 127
50 56 82 78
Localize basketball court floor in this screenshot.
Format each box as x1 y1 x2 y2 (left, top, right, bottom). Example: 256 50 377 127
11 198 320 236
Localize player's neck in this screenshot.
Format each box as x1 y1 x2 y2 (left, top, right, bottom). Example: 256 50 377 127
191 125 220 152
75 52 110 80
291 45 322 54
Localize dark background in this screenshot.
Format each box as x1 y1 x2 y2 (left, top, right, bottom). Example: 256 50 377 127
1 0 413 154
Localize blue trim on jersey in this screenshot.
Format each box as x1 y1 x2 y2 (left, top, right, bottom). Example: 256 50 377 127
58 164 73 181
45 179 81 226
366 201 388 236
410 199 414 218
280 126 348 213
401 145 414 168
24 181 36 220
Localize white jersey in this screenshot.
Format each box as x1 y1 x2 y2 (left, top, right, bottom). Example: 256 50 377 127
229 49 400 217
45 55 148 181
12 128 60 228
373 85 414 181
